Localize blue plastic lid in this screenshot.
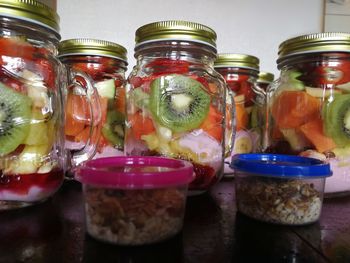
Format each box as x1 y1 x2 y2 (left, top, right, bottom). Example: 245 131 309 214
230 154 332 178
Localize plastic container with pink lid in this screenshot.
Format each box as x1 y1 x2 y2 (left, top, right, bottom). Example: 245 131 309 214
76 156 194 245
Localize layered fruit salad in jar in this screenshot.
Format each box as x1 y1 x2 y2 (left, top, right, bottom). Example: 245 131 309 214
58 39 128 159
266 33 350 197
214 54 265 175
125 21 227 194
0 36 63 209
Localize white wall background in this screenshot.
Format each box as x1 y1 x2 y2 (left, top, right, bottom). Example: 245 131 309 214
325 0 350 31
57 0 324 77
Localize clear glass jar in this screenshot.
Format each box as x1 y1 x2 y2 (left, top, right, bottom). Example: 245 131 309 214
125 21 227 194
0 0 96 209
266 32 350 197
58 39 128 159
214 54 264 174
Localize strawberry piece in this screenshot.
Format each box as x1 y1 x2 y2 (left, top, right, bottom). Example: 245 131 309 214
190 162 217 190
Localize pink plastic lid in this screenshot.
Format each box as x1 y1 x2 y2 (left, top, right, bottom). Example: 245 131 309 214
75 156 194 189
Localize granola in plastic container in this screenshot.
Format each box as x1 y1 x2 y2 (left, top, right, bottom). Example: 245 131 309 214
230 154 332 225
76 156 194 245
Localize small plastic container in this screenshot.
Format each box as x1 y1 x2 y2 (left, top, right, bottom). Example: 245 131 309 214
76 156 194 245
230 154 332 225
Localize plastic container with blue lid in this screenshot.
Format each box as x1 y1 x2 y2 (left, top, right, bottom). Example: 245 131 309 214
230 154 332 225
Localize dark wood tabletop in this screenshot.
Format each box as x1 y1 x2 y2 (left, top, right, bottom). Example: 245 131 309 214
0 178 350 263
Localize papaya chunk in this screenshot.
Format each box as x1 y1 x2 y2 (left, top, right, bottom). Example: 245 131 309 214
272 91 321 129
300 118 336 153
199 105 223 142
235 103 249 131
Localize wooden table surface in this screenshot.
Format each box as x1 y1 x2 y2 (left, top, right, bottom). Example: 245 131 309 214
0 179 350 263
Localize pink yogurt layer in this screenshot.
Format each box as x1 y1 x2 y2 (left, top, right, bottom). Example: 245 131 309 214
325 158 350 195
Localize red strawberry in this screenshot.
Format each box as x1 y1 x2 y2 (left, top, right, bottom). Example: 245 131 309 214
190 162 217 190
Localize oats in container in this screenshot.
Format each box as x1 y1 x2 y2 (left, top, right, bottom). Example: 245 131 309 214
76 156 194 245
230 154 332 225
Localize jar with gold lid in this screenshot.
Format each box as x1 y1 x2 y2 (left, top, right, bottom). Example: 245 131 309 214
214 54 265 174
58 38 128 159
0 0 97 209
266 32 350 197
125 20 228 194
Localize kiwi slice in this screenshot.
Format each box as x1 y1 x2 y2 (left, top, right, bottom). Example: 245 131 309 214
149 74 210 133
0 83 32 156
323 94 350 146
102 110 125 148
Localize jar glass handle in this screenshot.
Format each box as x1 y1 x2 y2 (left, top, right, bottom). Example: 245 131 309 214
263 79 280 151
225 88 235 158
65 69 101 173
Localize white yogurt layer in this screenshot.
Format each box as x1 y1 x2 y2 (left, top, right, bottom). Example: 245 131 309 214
178 130 223 172
0 185 57 202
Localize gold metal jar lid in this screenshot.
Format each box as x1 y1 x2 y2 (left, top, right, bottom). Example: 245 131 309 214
0 0 59 33
214 53 260 71
58 38 128 63
278 32 350 62
257 71 274 83
135 20 217 49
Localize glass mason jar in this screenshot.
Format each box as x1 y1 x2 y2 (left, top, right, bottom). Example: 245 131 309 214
266 32 350 197
214 54 265 174
0 0 97 209
58 39 128 159
125 21 228 194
